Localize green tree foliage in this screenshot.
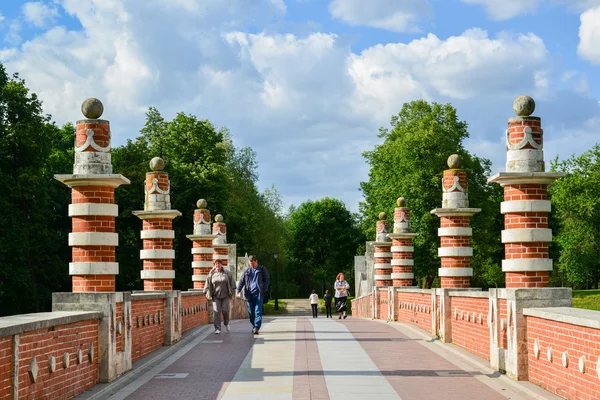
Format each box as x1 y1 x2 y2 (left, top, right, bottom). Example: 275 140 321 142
284 198 364 297
360 100 503 288
550 146 600 289
0 66 73 315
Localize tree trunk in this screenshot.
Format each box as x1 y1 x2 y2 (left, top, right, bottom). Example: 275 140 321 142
424 275 435 289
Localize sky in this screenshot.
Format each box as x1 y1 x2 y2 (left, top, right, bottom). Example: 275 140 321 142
1 0 599 213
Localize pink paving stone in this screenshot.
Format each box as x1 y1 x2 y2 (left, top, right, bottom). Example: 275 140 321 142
293 318 330 400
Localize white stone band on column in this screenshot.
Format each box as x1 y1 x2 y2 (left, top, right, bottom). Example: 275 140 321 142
374 263 392 269
141 270 176 279
69 262 119 275
374 275 392 280
502 258 553 272
213 254 229 260
391 246 414 252
192 275 208 281
438 268 473 277
501 228 552 243
140 249 175 259
192 261 213 268
438 227 472 237
374 252 393 258
69 203 118 217
68 232 119 246
140 230 175 239
391 259 414 266
391 272 414 279
191 247 214 254
500 200 551 214
438 247 473 257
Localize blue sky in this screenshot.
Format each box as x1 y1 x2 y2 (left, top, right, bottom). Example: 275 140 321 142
1 0 599 212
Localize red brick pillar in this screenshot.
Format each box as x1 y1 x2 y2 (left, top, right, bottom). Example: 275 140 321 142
55 98 130 292
212 215 229 273
374 212 393 287
186 200 217 290
388 197 417 287
431 155 480 288
132 157 181 291
489 96 564 288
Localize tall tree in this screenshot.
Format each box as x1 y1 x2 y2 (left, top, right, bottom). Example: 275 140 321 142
285 198 364 297
360 100 502 288
550 146 600 289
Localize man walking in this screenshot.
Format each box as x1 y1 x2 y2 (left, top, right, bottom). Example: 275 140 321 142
236 255 270 334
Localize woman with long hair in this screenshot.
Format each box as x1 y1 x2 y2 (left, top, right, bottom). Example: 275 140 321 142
334 272 350 319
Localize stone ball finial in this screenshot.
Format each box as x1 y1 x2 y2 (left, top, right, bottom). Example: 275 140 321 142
396 197 407 207
81 98 104 119
513 95 535 116
378 212 387 220
215 214 224 223
149 157 165 171
447 154 462 169
196 199 207 209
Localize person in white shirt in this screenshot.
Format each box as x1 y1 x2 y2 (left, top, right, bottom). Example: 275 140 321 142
309 290 319 318
334 272 350 319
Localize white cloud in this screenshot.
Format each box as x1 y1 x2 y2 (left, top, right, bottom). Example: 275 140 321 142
578 6 600 64
271 0 287 13
329 0 431 32
461 0 542 20
22 2 59 28
0 12 5 22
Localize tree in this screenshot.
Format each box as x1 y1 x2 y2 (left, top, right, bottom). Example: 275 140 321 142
285 198 364 296
550 146 600 289
360 100 503 288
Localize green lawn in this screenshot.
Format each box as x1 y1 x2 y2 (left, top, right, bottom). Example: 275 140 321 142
319 297 354 315
263 299 287 314
572 290 600 311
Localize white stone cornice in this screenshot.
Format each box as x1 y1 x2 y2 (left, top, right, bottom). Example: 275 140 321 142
374 275 392 280
68 232 118 246
374 252 393 258
438 227 473 237
191 248 214 254
141 270 175 279
387 233 418 239
69 203 118 217
191 275 208 281
371 241 392 246
502 258 553 272
438 268 473 277
391 259 414 266
54 174 130 188
186 234 218 241
141 230 175 239
391 273 414 279
212 243 230 249
69 262 118 275
140 249 175 259
430 208 481 217
212 254 229 260
438 247 473 257
192 261 213 268
132 210 182 220
488 172 565 186
501 228 552 243
501 200 552 214
391 246 414 252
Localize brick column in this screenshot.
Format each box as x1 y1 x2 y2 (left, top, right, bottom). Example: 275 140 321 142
186 200 217 290
431 155 481 288
55 98 130 292
373 212 393 287
388 197 417 287
212 215 229 273
489 96 564 288
132 157 181 291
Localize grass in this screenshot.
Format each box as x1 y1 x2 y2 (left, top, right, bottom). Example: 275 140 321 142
263 299 287 315
318 297 354 315
572 290 600 311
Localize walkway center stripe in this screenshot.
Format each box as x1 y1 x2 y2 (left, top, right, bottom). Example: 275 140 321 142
220 318 297 400
310 318 402 400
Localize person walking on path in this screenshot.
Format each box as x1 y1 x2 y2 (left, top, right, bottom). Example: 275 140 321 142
323 289 333 318
205 259 236 334
334 272 350 319
309 290 319 318
236 255 270 334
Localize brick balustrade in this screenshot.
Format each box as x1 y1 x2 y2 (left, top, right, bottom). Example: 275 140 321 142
431 155 480 288
132 157 181 291
489 96 564 288
186 200 217 290
388 197 417 287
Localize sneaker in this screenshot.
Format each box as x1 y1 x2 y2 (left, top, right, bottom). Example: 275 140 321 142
215 329 221 334
343 315 347 319
225 324 230 332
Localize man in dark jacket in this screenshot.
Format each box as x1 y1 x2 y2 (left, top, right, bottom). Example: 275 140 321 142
236 255 270 334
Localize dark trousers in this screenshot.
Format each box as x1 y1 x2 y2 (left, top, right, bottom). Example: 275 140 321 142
325 304 332 318
311 304 318 318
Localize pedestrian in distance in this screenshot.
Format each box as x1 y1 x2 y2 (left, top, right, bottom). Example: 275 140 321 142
324 289 333 318
334 272 350 319
236 255 270 335
205 259 236 334
309 290 319 318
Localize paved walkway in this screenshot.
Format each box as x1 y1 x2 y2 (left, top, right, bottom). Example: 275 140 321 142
79 316 562 400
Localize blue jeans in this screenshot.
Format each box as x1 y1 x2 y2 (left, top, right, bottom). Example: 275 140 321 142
246 293 262 330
